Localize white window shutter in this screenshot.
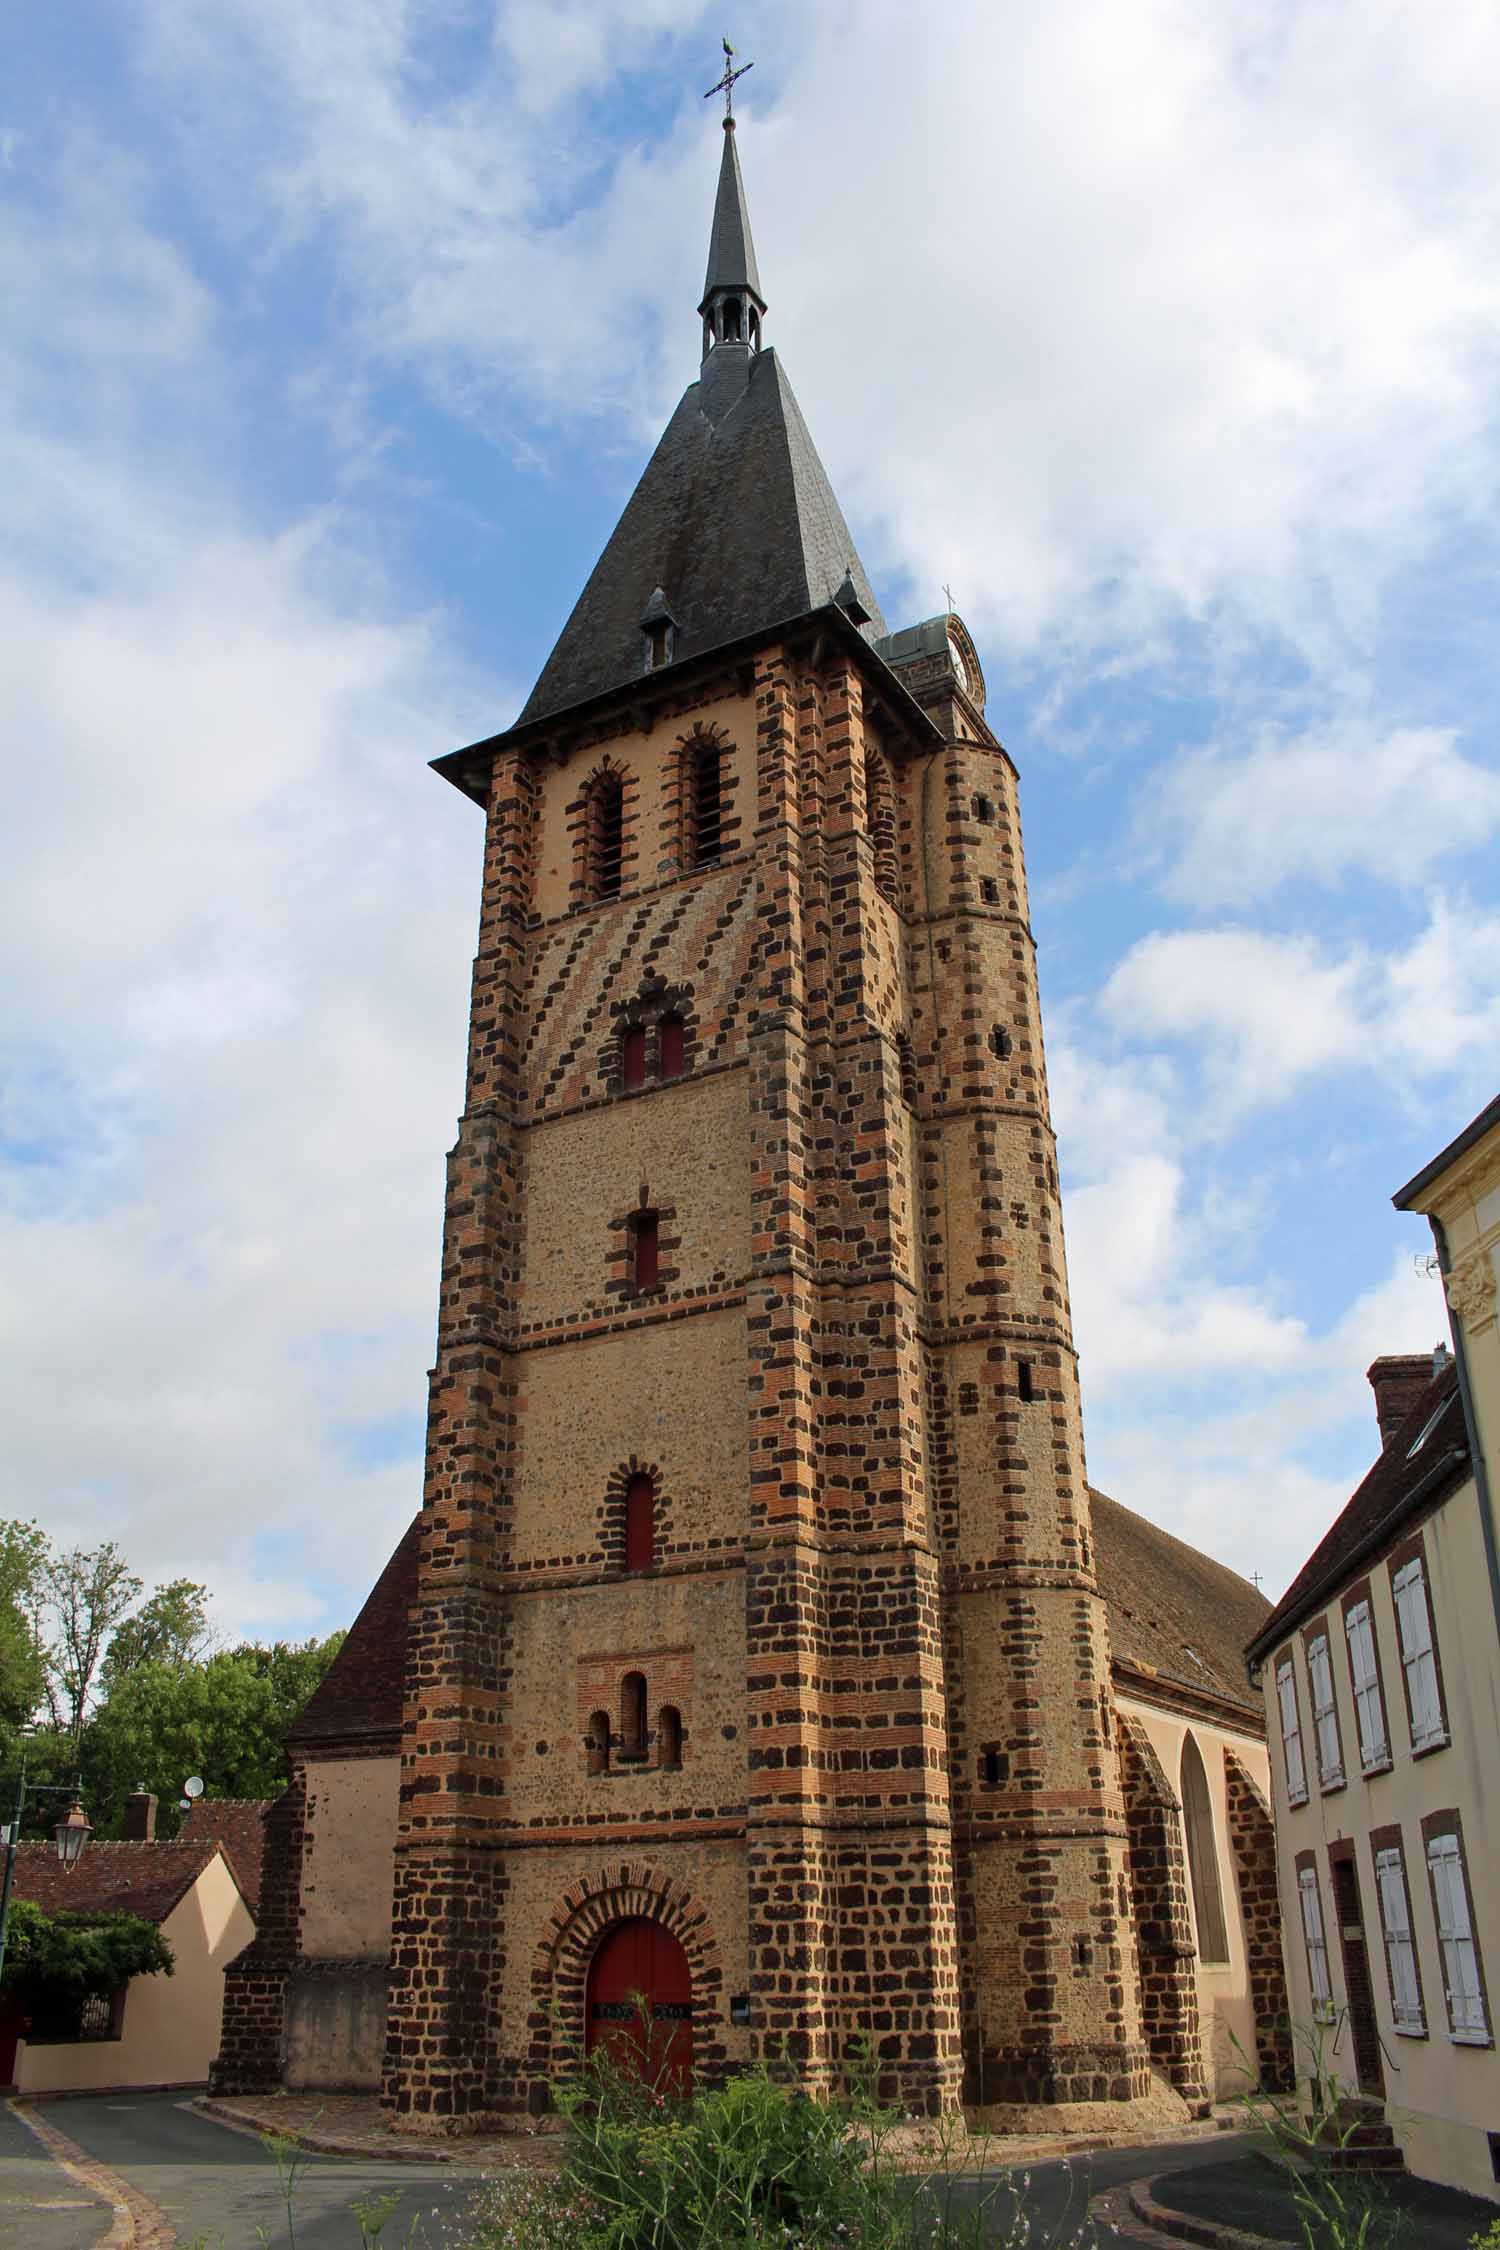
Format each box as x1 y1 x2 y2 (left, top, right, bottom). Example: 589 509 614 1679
1345 1602 1387 1769
1308 1635 1342 1785
1428 1833 1487 2040
1374 1848 1423 2032
1278 1662 1307 1802
1299 1865 1331 2011
1395 1561 1445 1748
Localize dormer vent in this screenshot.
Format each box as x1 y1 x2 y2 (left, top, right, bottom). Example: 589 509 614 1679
640 587 677 673
833 567 870 627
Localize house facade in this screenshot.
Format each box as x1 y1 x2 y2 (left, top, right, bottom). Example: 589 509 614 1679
1250 1104 1500 2204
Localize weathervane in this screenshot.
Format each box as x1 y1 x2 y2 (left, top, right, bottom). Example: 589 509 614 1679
705 35 753 119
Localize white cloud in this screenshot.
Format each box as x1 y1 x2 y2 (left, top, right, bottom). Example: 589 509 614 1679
1151 721 1500 906
1099 902 1500 1121
120 0 1500 669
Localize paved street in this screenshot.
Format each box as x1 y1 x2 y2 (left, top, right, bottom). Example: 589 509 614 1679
0 2093 474 2249
0 2094 1265 2248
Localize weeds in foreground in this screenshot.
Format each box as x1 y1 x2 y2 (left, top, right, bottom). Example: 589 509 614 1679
1237 2022 1402 2250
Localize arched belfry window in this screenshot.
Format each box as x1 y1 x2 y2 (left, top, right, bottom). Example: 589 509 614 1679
865 745 898 904
1180 1733 1229 1965
590 770 625 900
691 736 724 866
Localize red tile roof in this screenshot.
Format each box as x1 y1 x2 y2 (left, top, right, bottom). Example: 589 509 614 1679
176 1799 272 1916
10 1840 225 1925
287 1516 421 1752
1091 1488 1271 1719
1247 1360 1470 1661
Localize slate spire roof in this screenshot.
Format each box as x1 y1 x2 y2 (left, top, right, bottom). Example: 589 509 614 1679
515 117 884 730
701 118 763 309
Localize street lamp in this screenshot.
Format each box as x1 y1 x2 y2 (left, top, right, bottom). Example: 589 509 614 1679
0 1745 94 1982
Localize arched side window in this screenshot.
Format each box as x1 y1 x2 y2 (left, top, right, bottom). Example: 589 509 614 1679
586 1711 611 1777
659 1705 683 1771
625 1474 656 1571
621 1671 647 1759
1180 1732 1230 1964
691 737 725 866
621 1025 648 1091
658 1013 685 1080
590 771 625 900
865 745 899 905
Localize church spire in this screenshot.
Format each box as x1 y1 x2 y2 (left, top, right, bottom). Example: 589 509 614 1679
698 59 764 363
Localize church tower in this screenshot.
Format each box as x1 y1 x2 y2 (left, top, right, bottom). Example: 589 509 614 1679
382 104 1148 2126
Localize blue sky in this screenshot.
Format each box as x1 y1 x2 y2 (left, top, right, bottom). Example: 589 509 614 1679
3 0 1498 1642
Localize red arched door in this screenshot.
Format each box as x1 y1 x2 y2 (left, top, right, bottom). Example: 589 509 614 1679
585 1917 693 2094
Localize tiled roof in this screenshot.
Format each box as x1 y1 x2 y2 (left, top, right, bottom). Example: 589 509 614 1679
287 1516 421 1751
177 1798 272 1916
11 1840 222 1925
1247 1360 1470 1660
1091 1488 1271 1718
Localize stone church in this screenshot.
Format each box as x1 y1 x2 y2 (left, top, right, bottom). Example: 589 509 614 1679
215 107 1287 2129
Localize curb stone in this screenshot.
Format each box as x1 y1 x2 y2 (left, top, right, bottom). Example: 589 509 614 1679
1122 2175 1285 2249
9 2095 175 2250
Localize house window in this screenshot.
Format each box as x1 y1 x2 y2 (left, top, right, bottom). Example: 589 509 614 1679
1306 1629 1344 1789
586 1710 611 1777
1180 1733 1229 1964
621 1671 647 1759
592 772 625 899
691 738 724 865
1297 1859 1333 2017
658 1014 685 1080
1341 1595 1389 1772
659 1706 683 1771
1392 1554 1447 1751
1276 1655 1308 1806
1373 1842 1425 2035
632 1212 660 1291
1426 1825 1489 2043
622 1025 648 1091
624 1475 655 1572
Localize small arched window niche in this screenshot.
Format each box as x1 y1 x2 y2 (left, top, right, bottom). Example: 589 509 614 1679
658 1705 684 1771
586 1710 611 1777
631 1211 660 1292
1180 1732 1230 1965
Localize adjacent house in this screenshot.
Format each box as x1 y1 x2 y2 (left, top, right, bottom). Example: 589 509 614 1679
9 1791 256 2095
1247 1088 1500 2201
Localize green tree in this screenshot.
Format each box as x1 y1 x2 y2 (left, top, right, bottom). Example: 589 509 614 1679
0 1521 47 1740
2 1899 172 2039
40 1542 141 1741
81 1634 344 1836
97 1578 211 1697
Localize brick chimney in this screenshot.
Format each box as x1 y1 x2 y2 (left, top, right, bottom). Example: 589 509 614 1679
1367 1354 1441 1450
122 1786 157 1843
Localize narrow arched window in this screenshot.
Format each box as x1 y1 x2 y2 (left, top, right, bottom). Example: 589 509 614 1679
724 299 742 342
621 1671 647 1758
625 1474 655 1571
632 1211 659 1291
692 738 724 866
622 1025 647 1090
1180 1733 1229 1964
592 773 624 900
865 745 898 904
658 1014 685 1080
586 1711 611 1777
659 1706 683 1771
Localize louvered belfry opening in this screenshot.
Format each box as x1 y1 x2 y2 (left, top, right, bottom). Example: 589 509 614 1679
692 738 724 865
593 773 625 898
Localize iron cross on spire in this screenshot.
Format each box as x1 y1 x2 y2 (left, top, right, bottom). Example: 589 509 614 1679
704 35 753 119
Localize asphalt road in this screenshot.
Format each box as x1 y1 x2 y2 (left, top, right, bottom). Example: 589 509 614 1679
0 2091 1263 2249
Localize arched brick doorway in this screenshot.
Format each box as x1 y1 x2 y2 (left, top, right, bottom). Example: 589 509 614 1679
586 1917 693 2094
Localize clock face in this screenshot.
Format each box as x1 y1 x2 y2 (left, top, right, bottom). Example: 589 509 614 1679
946 633 969 693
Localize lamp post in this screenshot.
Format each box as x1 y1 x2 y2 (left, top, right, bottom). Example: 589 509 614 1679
0 1743 93 1983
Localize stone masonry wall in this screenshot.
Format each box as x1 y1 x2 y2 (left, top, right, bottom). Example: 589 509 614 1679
1116 1715 1208 2106
1224 1748 1294 2093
